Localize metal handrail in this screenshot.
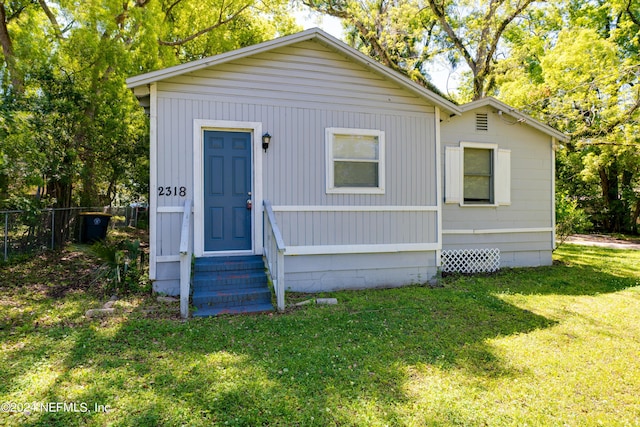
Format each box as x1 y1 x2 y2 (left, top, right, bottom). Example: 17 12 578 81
263 200 286 311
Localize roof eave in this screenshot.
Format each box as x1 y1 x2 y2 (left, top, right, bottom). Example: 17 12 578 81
461 97 569 142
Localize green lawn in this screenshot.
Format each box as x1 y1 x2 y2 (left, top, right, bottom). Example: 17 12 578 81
1 244 639 426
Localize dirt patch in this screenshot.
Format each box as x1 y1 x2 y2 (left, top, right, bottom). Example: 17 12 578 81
0 248 102 298
565 234 640 250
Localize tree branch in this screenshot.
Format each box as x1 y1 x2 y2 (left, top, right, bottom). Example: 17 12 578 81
626 0 640 27
301 0 350 19
38 0 64 39
163 0 185 22
158 4 250 46
6 4 27 21
488 0 537 60
426 0 477 74
570 93 640 140
476 0 501 69
469 0 539 98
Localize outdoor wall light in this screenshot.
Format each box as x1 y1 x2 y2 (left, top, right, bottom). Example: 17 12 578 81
262 132 272 152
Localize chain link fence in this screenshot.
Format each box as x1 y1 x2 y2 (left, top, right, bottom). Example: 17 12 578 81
0 205 148 262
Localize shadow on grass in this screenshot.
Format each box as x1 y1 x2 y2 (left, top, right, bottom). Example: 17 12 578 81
4 245 639 426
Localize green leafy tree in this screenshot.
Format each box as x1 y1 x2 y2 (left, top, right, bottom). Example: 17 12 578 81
302 0 542 99
302 0 445 94
0 0 298 246
556 190 592 246
497 0 640 233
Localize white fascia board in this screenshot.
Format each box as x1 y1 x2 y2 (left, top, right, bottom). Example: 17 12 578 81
461 97 568 143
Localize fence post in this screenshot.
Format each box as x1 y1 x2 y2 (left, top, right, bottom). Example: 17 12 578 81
51 209 55 250
3 212 8 262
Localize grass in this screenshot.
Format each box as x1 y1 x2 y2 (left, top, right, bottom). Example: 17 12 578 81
1 243 639 426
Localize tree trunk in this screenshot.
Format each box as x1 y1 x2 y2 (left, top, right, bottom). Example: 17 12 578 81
80 150 99 207
0 3 23 94
473 75 485 100
49 180 73 248
621 169 634 233
598 162 625 233
632 199 640 235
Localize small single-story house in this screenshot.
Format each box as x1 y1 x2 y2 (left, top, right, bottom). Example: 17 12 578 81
126 28 567 313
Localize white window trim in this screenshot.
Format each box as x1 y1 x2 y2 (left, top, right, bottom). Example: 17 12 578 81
460 141 499 207
325 127 385 195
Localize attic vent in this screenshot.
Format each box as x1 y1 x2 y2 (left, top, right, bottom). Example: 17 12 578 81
476 113 488 131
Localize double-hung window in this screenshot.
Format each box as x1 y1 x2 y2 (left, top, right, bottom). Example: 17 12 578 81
326 128 385 194
464 147 494 204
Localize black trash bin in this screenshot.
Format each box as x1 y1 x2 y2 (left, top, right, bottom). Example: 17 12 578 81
79 212 112 243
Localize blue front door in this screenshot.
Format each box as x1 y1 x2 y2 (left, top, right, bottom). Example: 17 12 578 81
204 130 252 252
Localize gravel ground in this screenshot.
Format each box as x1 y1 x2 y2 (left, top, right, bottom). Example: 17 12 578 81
565 234 640 250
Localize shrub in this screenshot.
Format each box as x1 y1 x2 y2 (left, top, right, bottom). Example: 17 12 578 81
91 238 149 295
556 190 592 246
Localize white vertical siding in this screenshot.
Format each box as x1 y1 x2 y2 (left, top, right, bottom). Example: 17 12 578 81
156 98 194 207
155 212 184 257
273 210 437 246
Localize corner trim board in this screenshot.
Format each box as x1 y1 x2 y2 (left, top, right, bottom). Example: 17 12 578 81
435 107 443 267
149 83 158 281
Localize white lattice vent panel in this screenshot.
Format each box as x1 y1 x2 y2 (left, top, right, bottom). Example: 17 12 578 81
441 248 500 274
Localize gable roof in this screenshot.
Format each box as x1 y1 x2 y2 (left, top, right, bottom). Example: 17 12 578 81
126 27 462 117
460 96 569 142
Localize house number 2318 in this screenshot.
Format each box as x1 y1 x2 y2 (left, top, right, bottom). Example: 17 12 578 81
158 186 187 197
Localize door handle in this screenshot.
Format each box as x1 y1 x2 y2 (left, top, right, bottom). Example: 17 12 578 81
246 199 252 210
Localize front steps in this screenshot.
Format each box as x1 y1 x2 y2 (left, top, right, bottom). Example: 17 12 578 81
191 255 274 317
